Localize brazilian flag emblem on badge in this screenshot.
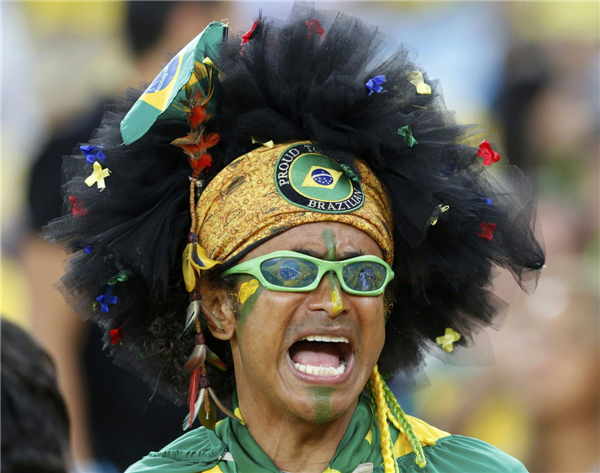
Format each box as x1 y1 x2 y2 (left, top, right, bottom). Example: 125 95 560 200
274 143 364 213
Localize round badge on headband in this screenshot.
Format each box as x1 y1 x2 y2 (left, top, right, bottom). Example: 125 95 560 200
275 143 364 213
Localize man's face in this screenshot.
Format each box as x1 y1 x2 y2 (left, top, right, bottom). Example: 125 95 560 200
228 222 386 423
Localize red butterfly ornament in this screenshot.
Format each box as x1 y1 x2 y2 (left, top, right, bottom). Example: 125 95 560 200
110 326 123 345
477 222 497 242
305 18 324 40
69 195 88 217
477 140 501 166
241 21 259 44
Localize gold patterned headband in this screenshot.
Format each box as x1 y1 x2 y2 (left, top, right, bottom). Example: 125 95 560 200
194 142 393 269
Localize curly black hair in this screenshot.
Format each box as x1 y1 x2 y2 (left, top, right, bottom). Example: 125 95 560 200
44 4 544 406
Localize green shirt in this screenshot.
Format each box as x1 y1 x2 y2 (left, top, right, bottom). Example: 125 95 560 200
125 395 528 473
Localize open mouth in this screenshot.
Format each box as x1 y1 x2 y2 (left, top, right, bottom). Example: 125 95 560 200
288 335 353 379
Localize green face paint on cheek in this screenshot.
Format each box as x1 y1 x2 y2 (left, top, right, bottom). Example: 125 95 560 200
310 386 336 423
237 277 264 335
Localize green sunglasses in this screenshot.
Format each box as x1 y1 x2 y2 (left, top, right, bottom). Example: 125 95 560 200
222 251 394 296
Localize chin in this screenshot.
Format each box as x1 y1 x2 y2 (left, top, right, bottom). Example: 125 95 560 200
283 386 358 424
276 354 366 424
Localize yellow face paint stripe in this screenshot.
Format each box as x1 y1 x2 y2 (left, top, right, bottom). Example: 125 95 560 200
331 293 343 313
326 272 344 313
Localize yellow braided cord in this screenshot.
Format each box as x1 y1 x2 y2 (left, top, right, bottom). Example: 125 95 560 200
382 382 427 468
370 366 398 473
368 380 399 471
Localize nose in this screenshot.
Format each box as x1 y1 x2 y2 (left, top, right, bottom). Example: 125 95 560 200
306 270 347 317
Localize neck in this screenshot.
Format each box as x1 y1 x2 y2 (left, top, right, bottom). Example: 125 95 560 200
238 390 358 473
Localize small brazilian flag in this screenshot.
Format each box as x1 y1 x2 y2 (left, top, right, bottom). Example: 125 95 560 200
120 22 227 145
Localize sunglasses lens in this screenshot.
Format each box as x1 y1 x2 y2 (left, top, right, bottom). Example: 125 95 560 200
342 262 387 292
261 257 319 288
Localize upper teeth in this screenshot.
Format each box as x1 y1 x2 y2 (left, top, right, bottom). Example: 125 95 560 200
299 335 350 343
293 363 346 377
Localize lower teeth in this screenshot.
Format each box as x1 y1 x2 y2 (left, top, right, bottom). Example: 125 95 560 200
293 362 346 376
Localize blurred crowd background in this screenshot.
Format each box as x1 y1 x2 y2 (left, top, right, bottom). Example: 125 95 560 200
2 2 598 473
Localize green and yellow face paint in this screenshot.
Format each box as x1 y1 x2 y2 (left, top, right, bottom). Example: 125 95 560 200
310 386 336 423
235 276 263 335
322 228 344 314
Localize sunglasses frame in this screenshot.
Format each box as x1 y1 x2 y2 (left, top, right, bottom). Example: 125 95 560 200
222 250 394 296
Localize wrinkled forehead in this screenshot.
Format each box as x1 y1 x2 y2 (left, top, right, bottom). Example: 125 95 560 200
194 142 394 266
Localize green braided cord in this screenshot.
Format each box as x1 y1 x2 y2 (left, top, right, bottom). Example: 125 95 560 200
389 428 400 473
382 383 427 468
366 379 378 416
366 379 375 403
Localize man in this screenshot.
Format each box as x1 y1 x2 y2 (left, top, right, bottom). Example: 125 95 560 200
44 5 545 472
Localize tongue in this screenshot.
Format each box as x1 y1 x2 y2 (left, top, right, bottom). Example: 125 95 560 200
290 341 341 367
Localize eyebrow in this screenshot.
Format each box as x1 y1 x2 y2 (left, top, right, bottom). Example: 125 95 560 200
290 247 365 260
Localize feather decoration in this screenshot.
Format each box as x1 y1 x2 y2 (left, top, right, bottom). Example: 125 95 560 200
182 241 220 292
199 300 224 330
208 388 244 423
184 344 207 372
173 63 220 179
182 387 205 431
199 391 217 430
182 301 200 335
182 243 198 292
182 386 242 430
183 300 224 336
191 242 220 270
189 62 209 86
206 346 227 371
187 369 200 428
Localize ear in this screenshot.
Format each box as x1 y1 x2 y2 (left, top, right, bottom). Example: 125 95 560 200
198 279 237 341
